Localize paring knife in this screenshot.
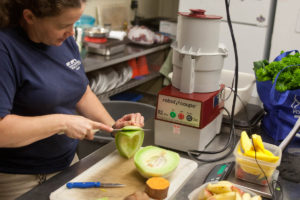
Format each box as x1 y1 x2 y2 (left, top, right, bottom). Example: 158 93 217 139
58 128 151 135
66 182 125 188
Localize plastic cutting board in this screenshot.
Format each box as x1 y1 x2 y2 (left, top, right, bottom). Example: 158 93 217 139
50 149 198 200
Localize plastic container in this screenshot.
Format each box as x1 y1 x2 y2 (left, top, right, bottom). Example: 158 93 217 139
188 181 257 200
221 69 255 115
74 15 95 27
233 141 282 186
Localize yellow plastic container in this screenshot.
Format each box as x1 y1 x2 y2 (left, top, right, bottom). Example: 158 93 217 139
233 141 281 186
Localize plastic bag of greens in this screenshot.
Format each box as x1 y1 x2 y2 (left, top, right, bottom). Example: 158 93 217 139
253 50 300 141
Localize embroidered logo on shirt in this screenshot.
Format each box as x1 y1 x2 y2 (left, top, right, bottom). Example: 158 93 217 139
66 59 81 70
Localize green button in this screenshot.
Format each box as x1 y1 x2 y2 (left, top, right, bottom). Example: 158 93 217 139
170 112 176 118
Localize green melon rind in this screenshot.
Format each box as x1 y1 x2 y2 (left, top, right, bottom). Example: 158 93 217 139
134 146 180 178
115 126 144 159
120 126 143 131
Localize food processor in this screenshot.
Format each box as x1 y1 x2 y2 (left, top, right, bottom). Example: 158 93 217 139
154 9 228 152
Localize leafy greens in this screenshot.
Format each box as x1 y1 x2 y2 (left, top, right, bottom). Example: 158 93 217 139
253 51 300 92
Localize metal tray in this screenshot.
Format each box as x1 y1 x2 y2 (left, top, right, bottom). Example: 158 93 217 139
84 27 110 38
84 39 127 56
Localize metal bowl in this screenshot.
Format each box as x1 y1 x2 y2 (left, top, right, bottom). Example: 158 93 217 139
84 26 110 38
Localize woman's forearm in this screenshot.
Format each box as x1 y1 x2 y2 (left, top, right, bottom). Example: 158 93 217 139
0 114 66 147
76 86 115 127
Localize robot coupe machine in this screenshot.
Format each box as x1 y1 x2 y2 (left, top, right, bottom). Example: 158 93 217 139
154 85 225 152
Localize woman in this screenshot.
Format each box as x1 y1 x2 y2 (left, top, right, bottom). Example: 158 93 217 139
0 0 144 199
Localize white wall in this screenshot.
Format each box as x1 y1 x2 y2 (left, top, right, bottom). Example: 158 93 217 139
137 0 178 19
137 0 159 18
269 0 300 60
83 0 132 29
83 0 178 29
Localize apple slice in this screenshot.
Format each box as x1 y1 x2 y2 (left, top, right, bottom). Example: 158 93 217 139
207 181 233 194
231 185 244 196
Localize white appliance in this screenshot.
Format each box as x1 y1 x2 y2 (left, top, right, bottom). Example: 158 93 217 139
154 9 226 152
178 0 276 75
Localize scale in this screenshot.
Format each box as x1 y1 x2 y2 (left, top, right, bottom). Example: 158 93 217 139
84 38 127 56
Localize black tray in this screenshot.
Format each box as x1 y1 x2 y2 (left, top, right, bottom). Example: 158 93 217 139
222 103 264 128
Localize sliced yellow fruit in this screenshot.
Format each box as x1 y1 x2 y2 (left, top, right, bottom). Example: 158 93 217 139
240 131 253 152
263 149 274 156
251 134 265 152
244 150 279 163
237 159 262 175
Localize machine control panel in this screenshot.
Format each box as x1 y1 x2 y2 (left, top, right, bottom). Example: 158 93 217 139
156 94 201 128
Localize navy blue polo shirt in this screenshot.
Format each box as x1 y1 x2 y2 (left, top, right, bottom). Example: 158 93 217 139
0 27 89 174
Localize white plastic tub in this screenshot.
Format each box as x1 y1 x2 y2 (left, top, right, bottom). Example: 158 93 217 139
221 69 255 116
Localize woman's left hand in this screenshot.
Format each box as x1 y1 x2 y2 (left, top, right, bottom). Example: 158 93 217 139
113 113 144 129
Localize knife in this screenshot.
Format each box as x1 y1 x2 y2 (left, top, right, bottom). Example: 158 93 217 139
111 128 151 133
58 128 151 135
66 182 125 188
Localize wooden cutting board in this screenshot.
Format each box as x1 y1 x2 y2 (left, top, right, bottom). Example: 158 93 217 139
50 150 198 200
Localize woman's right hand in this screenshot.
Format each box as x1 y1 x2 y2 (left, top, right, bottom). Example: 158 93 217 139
62 115 113 140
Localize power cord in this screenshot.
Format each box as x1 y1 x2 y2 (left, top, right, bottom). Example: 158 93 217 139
224 87 261 135
225 86 249 118
251 137 283 200
187 107 236 162
187 0 239 162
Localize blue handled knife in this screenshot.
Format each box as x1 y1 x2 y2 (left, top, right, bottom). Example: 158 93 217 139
66 182 125 189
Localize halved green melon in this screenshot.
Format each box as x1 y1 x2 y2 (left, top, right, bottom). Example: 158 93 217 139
134 146 180 178
115 126 144 159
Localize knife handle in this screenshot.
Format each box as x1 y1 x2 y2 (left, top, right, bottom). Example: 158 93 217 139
66 182 100 188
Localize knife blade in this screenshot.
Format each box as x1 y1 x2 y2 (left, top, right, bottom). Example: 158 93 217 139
111 128 152 133
66 182 125 188
58 128 151 135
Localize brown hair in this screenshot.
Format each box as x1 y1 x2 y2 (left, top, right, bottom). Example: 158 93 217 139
0 0 87 28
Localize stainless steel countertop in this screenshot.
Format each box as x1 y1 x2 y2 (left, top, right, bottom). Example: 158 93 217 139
17 119 300 200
